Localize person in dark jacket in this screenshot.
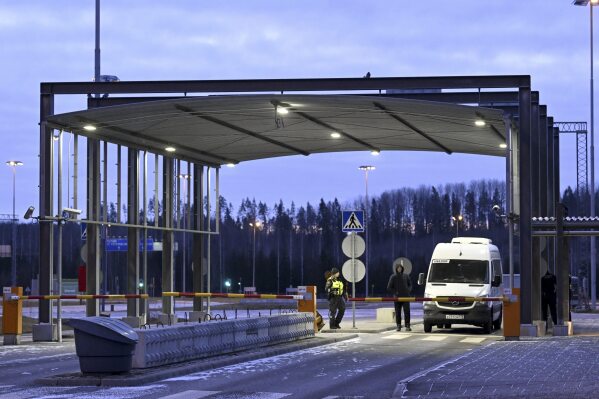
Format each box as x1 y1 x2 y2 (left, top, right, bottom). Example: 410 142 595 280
325 267 347 329
541 269 557 330
387 263 412 331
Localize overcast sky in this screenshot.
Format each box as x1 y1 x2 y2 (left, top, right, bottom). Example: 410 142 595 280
0 1 593 218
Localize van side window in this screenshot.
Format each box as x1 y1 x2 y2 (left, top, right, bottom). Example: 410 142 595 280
492 260 503 283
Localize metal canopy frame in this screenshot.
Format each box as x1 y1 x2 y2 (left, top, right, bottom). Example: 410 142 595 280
39 75 557 338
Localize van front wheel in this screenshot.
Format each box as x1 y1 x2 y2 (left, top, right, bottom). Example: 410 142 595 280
483 312 493 334
493 308 502 330
424 322 432 333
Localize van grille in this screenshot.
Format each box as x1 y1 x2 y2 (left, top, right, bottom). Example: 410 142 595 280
437 301 472 308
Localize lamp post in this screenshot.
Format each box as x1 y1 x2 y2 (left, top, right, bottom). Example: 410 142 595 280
249 220 261 288
452 215 463 237
358 165 375 297
574 0 598 308
6 161 23 287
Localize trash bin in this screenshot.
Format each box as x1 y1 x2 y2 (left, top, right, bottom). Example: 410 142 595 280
66 317 139 374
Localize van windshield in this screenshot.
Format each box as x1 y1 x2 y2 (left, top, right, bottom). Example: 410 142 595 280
428 260 489 284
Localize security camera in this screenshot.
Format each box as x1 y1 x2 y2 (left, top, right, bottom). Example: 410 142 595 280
492 205 501 215
24 206 35 220
61 207 82 220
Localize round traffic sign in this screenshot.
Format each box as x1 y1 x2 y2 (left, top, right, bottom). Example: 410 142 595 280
342 259 366 283
392 257 412 275
342 234 365 258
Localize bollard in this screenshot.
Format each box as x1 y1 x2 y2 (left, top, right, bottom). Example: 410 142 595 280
2 287 23 345
503 288 520 340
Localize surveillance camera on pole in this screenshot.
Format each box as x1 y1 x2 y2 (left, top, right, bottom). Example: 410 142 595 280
61 207 82 221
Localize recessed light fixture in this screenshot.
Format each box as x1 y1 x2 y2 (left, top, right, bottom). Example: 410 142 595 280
371 150 380 156
226 163 235 168
331 132 341 139
277 107 289 115
474 119 486 127
165 146 176 152
83 125 96 131
499 143 507 149
52 135 60 141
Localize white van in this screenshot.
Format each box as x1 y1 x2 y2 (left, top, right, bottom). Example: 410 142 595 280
417 237 503 334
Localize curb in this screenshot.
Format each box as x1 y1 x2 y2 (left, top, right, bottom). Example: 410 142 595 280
37 333 359 387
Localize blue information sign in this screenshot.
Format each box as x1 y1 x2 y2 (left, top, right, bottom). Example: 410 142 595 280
105 238 155 252
342 210 365 232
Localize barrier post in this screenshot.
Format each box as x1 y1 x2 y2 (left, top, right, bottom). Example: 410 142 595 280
503 288 520 340
297 286 317 332
2 286 23 345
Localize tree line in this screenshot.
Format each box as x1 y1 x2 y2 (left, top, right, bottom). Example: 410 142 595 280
0 178 594 296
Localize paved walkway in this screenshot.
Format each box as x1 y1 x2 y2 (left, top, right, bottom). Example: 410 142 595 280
396 312 599 398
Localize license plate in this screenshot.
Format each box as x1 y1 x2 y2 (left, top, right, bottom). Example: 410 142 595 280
445 314 464 320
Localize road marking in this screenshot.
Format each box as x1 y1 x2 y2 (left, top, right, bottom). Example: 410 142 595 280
460 337 486 344
159 390 219 399
382 334 411 340
421 336 447 341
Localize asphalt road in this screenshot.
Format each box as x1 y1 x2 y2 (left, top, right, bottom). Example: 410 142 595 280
0 325 502 399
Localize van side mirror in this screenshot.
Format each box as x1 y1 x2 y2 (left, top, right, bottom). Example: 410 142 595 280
492 275 501 287
418 273 425 286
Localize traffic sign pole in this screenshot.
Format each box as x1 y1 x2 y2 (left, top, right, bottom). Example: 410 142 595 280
352 232 356 329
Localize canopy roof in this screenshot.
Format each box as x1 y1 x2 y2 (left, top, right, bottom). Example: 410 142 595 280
47 94 507 166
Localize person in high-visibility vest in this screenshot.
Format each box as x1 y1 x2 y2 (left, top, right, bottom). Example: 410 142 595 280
325 267 347 329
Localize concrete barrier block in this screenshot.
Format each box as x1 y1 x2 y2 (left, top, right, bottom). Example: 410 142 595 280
376 307 395 323
32 323 57 342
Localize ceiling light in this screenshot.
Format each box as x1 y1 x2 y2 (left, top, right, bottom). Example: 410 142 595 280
371 150 380 156
499 143 507 149
165 146 176 152
226 163 235 168
330 132 341 139
277 107 289 115
474 119 486 127
83 125 96 131
52 135 60 141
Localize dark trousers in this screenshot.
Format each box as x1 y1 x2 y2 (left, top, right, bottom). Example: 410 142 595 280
329 296 345 326
394 301 410 327
542 293 557 326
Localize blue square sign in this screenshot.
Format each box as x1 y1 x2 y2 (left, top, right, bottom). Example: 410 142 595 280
342 210 365 232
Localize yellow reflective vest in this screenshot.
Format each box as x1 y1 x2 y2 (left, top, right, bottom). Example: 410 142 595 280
328 278 344 296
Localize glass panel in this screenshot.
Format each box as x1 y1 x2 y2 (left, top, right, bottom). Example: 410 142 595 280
429 259 489 284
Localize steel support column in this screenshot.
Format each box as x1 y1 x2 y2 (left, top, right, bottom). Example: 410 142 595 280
539 107 549 275
555 203 570 324
127 148 140 317
547 118 555 273
192 164 205 311
39 94 54 323
531 102 541 322
86 139 101 317
162 157 175 314
518 86 533 326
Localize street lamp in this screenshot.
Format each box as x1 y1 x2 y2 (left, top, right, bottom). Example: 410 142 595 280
224 279 231 293
358 165 375 297
452 215 463 237
6 161 23 287
574 0 599 309
249 220 262 288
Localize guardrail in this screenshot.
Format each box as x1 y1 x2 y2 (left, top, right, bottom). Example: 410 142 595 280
349 296 508 302
163 292 305 300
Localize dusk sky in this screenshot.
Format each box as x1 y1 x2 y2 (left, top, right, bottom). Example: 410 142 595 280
0 1 592 218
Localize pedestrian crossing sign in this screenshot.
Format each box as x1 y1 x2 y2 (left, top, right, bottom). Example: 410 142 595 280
342 210 365 232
